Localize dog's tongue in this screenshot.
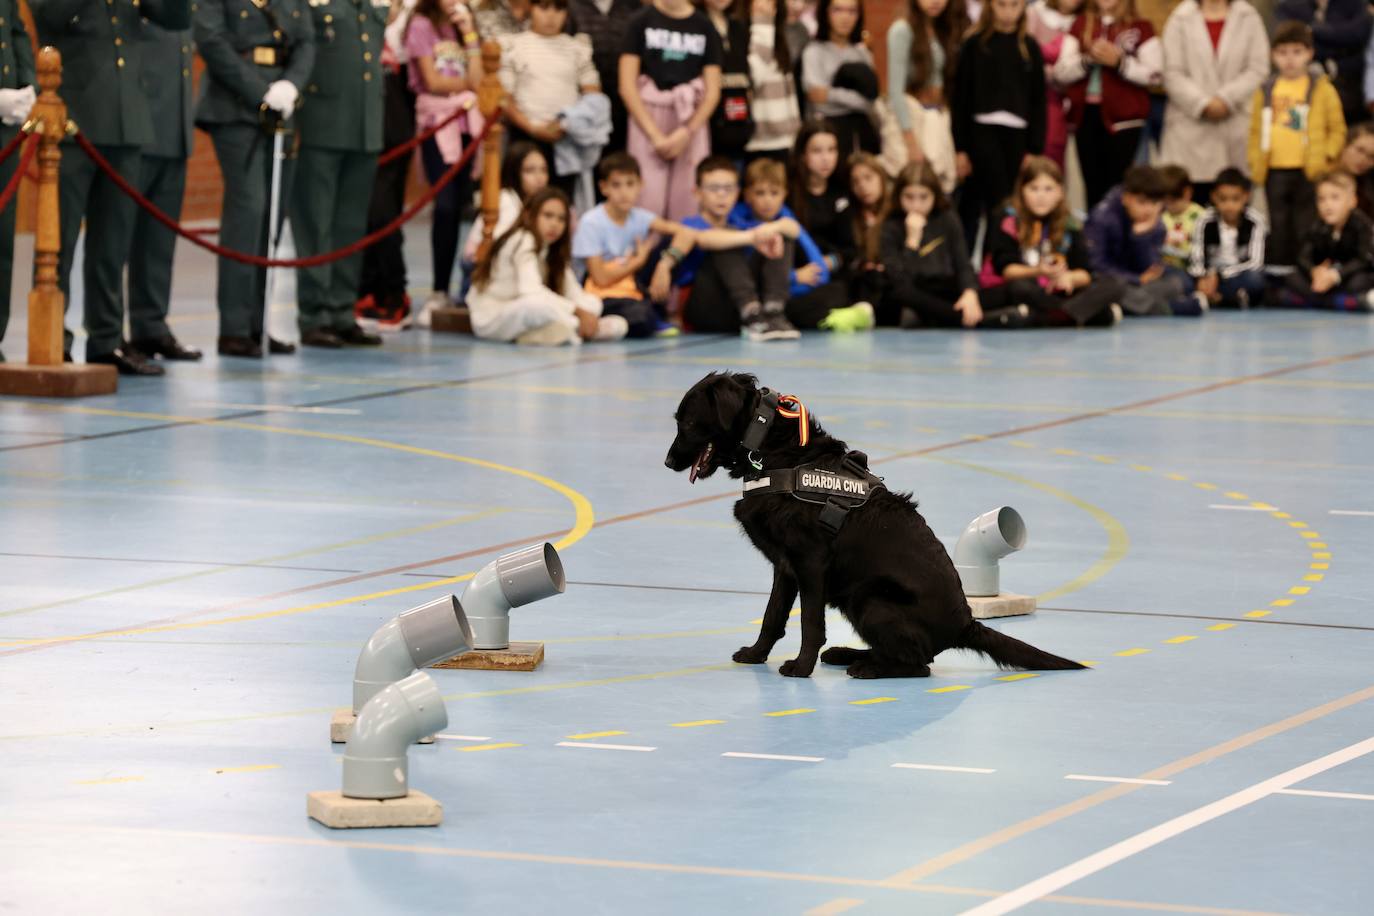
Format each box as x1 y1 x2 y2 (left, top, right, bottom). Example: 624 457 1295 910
689 444 713 484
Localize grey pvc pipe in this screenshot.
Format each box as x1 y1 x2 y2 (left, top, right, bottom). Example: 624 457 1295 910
342 671 448 800
462 542 566 650
352 594 474 712
952 507 1027 597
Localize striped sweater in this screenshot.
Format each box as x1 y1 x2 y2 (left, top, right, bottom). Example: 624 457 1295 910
745 22 802 152
1188 207 1266 279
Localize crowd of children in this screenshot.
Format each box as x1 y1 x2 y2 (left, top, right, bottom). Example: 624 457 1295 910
385 0 1374 347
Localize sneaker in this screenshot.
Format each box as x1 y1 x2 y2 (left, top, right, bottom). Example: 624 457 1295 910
982 303 1031 329
818 301 875 333
1194 291 1211 314
743 304 800 341
375 301 413 332
652 319 681 338
414 291 450 329
1110 303 1124 324
516 321 578 346
594 315 630 341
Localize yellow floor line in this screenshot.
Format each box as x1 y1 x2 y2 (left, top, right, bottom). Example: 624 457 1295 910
927 685 972 694
850 697 898 705
457 743 522 753
1270 599 1294 607
1207 623 1237 631
995 673 1039 682
1245 611 1272 619
764 708 815 717
1164 636 1197 644
565 731 626 740
1115 648 1150 657
671 720 725 728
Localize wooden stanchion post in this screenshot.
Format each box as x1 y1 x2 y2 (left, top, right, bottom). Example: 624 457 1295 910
0 48 117 397
431 40 504 335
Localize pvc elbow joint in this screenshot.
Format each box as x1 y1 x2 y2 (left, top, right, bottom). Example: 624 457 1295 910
462 542 566 650
953 507 1027 597
342 671 448 800
352 594 475 712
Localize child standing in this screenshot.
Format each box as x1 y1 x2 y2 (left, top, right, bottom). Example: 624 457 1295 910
731 158 875 333
1085 164 1198 315
801 0 880 155
1282 171 1374 311
879 162 987 328
500 0 602 197
703 0 755 163
1188 168 1267 309
1027 0 1084 168
981 156 1125 326
571 153 684 336
468 188 630 345
619 0 723 221
952 0 1047 244
744 0 803 163
1052 0 1162 210
1159 163 1205 274
885 0 969 178
1248 21 1346 274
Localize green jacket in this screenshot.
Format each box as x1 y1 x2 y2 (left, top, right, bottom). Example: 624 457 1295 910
193 0 316 127
0 0 36 93
30 0 191 146
297 0 386 152
139 22 194 158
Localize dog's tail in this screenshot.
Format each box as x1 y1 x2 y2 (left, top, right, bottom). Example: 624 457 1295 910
951 621 1086 670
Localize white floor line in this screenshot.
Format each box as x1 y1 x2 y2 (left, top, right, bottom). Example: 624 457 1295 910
555 742 657 752
722 752 825 763
892 763 996 774
191 402 362 416
433 734 493 742
1329 509 1374 517
1207 504 1274 512
1276 787 1374 802
1064 775 1172 786
963 735 1374 916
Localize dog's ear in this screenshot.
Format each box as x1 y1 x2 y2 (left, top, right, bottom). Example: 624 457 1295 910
711 374 753 432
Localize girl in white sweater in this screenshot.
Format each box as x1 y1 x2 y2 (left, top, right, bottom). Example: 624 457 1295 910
467 189 629 345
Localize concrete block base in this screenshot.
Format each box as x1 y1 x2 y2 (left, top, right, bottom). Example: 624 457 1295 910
330 709 435 745
968 593 1036 619
307 790 442 828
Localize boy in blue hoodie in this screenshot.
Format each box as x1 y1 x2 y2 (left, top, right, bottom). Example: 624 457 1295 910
1086 165 1201 316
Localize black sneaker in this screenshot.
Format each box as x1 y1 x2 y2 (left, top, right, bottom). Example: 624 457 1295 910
744 304 800 341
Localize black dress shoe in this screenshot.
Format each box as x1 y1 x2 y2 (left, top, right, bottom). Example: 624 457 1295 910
133 335 203 361
218 336 263 358
300 328 344 349
337 324 383 347
88 346 165 376
266 336 296 355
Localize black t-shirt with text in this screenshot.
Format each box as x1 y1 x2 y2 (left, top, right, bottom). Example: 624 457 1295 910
621 5 723 91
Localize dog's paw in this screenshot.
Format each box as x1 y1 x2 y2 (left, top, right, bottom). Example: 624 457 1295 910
778 658 815 678
846 660 880 679
820 646 869 666
733 646 769 664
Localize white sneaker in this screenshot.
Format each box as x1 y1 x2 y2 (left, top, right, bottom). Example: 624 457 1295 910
593 314 630 341
515 321 577 346
414 291 450 330
1110 303 1124 325
1194 291 1210 314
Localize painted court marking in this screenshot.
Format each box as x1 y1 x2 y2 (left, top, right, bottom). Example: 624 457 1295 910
1329 510 1374 516
671 719 725 728
565 730 628 740
556 742 657 753
893 764 997 775
963 736 1374 915
804 899 867 916
456 743 522 753
1275 788 1374 802
434 734 493 742
764 708 816 717
722 752 824 763
1064 775 1172 787
1208 504 1274 512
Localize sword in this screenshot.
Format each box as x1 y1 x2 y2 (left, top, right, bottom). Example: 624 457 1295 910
264 119 287 341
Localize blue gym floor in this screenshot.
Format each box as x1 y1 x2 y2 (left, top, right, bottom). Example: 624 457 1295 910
2 231 1373 915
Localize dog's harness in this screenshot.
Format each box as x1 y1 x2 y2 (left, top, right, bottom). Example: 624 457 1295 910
739 389 885 534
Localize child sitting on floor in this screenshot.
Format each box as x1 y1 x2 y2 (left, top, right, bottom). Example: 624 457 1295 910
467 188 629 345
1188 168 1268 309
1281 171 1374 311
1085 164 1198 316
1159 164 1205 275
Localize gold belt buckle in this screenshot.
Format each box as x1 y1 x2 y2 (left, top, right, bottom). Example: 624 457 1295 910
252 47 277 66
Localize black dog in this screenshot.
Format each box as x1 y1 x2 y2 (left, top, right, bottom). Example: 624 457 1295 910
665 371 1086 679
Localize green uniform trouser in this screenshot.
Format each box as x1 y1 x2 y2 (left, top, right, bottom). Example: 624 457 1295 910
0 124 17 354
291 147 377 332
208 122 293 339
128 153 187 342
57 141 140 358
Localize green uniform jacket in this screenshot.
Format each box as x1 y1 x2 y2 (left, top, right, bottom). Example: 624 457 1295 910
30 0 191 146
297 0 385 152
0 0 36 91
139 21 193 158
193 0 316 126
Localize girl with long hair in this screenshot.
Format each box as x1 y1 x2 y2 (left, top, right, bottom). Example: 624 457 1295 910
743 0 803 162
951 0 1046 245
882 0 967 182
789 121 852 267
800 0 880 155
847 152 893 319
980 156 1124 325
467 189 629 345
1026 0 1084 167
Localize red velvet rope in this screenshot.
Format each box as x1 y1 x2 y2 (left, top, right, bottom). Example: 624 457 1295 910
0 127 27 169
377 104 468 166
0 134 39 215
73 114 493 269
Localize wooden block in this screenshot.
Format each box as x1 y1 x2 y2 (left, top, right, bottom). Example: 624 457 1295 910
429 305 472 334
969 593 1036 619
307 790 442 829
0 362 117 397
331 709 434 744
431 641 544 671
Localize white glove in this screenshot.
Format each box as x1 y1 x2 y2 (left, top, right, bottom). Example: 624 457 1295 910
262 80 300 117
0 85 35 126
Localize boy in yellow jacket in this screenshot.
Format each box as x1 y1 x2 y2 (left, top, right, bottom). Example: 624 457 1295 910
1249 21 1346 274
